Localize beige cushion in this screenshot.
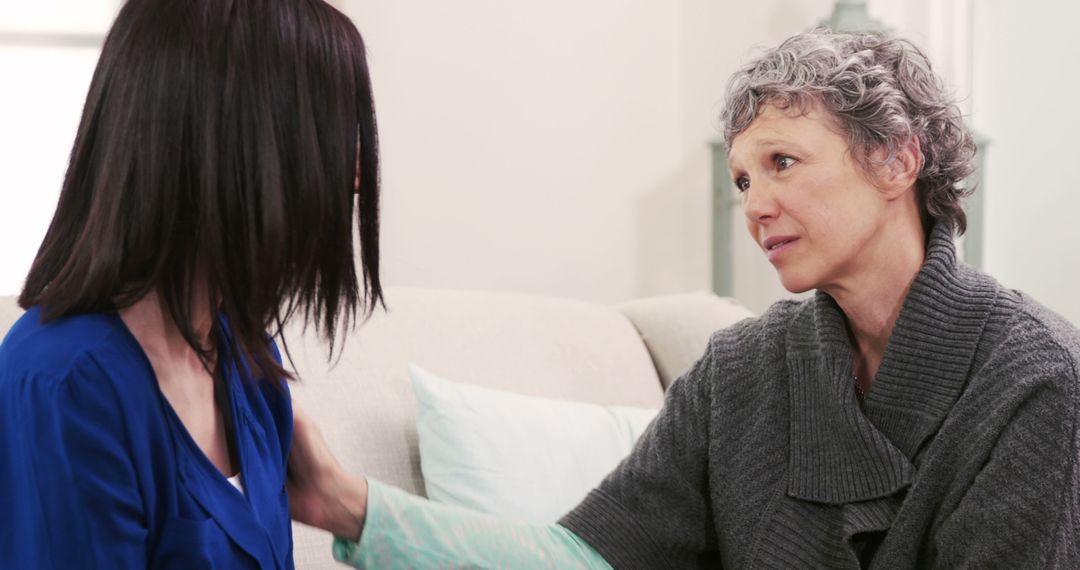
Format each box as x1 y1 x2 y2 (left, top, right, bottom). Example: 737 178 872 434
618 292 754 389
284 287 664 491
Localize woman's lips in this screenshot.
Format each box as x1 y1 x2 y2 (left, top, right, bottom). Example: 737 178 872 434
763 236 799 262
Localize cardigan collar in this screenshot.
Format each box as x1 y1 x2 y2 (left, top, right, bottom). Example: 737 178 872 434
785 223 998 504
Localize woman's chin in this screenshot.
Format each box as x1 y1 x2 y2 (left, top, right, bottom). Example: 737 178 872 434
776 271 817 294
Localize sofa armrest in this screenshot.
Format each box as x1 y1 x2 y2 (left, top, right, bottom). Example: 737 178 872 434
618 292 753 389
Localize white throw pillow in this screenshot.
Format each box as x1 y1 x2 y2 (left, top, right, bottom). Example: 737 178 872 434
410 363 659 524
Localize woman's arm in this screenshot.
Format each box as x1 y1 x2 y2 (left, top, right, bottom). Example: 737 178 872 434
3 357 148 567
333 478 610 570
930 378 1080 568
287 406 611 569
286 405 368 539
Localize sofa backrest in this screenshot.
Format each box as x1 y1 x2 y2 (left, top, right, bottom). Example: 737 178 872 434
0 297 18 340
619 292 755 389
281 287 671 567
283 286 668 488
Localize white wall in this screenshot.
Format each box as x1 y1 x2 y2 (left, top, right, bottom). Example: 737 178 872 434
4 1 1075 326
0 0 116 296
972 1 1080 325
0 46 101 296
342 0 683 304
1 0 118 34
348 0 946 312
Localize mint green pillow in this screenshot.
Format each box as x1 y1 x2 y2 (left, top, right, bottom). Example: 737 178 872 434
410 363 658 523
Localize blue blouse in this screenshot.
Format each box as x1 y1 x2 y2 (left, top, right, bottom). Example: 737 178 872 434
0 307 294 569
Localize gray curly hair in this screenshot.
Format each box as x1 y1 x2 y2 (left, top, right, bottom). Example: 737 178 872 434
720 29 976 234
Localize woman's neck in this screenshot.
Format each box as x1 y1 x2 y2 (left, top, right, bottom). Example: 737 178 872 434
120 287 236 476
823 217 926 388
119 289 213 368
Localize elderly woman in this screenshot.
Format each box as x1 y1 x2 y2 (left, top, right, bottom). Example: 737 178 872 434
291 28 1080 569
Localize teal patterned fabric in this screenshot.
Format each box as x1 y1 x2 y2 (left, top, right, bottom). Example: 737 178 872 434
333 479 611 569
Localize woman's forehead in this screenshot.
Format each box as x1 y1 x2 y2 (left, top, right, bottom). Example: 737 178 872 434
728 105 829 165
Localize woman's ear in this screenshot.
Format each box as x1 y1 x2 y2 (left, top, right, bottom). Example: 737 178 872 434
877 135 922 200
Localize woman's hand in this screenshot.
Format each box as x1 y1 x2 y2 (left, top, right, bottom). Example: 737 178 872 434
287 403 369 542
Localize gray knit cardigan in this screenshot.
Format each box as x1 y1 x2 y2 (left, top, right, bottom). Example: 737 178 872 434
561 224 1080 569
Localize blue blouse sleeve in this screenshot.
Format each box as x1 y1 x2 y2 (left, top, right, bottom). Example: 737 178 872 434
24 355 147 567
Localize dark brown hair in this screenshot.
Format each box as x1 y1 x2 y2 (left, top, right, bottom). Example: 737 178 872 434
19 0 383 381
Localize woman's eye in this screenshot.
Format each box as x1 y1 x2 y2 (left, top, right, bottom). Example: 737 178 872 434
735 176 750 192
776 155 796 170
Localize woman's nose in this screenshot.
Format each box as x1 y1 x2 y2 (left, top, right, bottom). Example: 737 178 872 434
742 181 779 224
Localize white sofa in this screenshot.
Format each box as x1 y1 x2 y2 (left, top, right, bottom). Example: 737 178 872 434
0 287 753 568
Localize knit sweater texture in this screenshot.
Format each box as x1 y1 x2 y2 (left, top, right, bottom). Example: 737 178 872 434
560 224 1080 569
